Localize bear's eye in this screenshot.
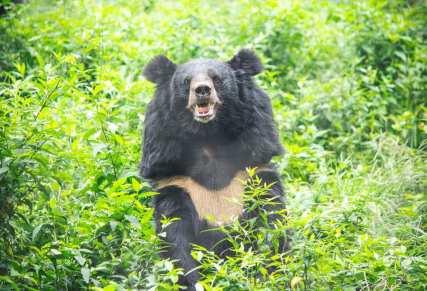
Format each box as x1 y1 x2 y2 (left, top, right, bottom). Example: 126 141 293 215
183 77 191 87
212 75 221 87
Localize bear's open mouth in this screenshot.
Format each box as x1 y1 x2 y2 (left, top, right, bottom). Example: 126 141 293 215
192 102 217 123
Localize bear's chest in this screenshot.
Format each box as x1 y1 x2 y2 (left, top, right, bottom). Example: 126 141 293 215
156 171 248 226
183 145 241 189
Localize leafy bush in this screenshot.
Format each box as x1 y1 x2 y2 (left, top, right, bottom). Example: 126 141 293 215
0 0 426 290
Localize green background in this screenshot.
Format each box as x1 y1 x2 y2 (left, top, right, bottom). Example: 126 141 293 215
0 0 426 289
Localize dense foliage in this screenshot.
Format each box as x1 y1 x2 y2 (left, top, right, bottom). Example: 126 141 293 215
0 0 426 290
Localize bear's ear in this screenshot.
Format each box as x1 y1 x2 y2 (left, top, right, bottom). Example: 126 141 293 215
227 49 263 76
143 55 177 84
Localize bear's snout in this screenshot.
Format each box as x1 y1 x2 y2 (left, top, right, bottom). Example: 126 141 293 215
195 85 211 99
186 73 221 123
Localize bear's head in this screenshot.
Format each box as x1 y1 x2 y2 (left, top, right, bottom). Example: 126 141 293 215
141 50 283 179
143 49 263 126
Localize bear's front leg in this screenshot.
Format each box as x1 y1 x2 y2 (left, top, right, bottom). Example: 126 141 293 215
154 186 200 290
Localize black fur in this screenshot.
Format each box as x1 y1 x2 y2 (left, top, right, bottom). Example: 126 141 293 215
227 49 263 76
143 55 177 84
140 50 286 289
153 186 200 286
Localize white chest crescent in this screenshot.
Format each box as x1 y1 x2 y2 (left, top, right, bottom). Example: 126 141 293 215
156 171 248 226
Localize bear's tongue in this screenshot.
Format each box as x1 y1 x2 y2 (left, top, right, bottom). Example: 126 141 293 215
197 106 209 115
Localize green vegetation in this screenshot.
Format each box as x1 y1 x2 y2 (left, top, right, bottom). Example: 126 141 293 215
0 0 426 289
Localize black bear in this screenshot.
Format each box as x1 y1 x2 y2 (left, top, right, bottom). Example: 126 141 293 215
140 49 286 289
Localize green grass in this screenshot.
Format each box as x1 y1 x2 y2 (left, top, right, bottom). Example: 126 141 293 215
0 0 426 290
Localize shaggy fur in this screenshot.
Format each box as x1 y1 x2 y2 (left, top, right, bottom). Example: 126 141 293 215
140 49 286 289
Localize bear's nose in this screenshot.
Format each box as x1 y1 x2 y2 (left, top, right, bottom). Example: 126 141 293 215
195 85 211 97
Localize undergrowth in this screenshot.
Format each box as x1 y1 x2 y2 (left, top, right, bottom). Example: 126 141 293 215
0 0 426 290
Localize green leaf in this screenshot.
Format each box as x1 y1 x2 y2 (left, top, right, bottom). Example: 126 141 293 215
81 267 91 284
